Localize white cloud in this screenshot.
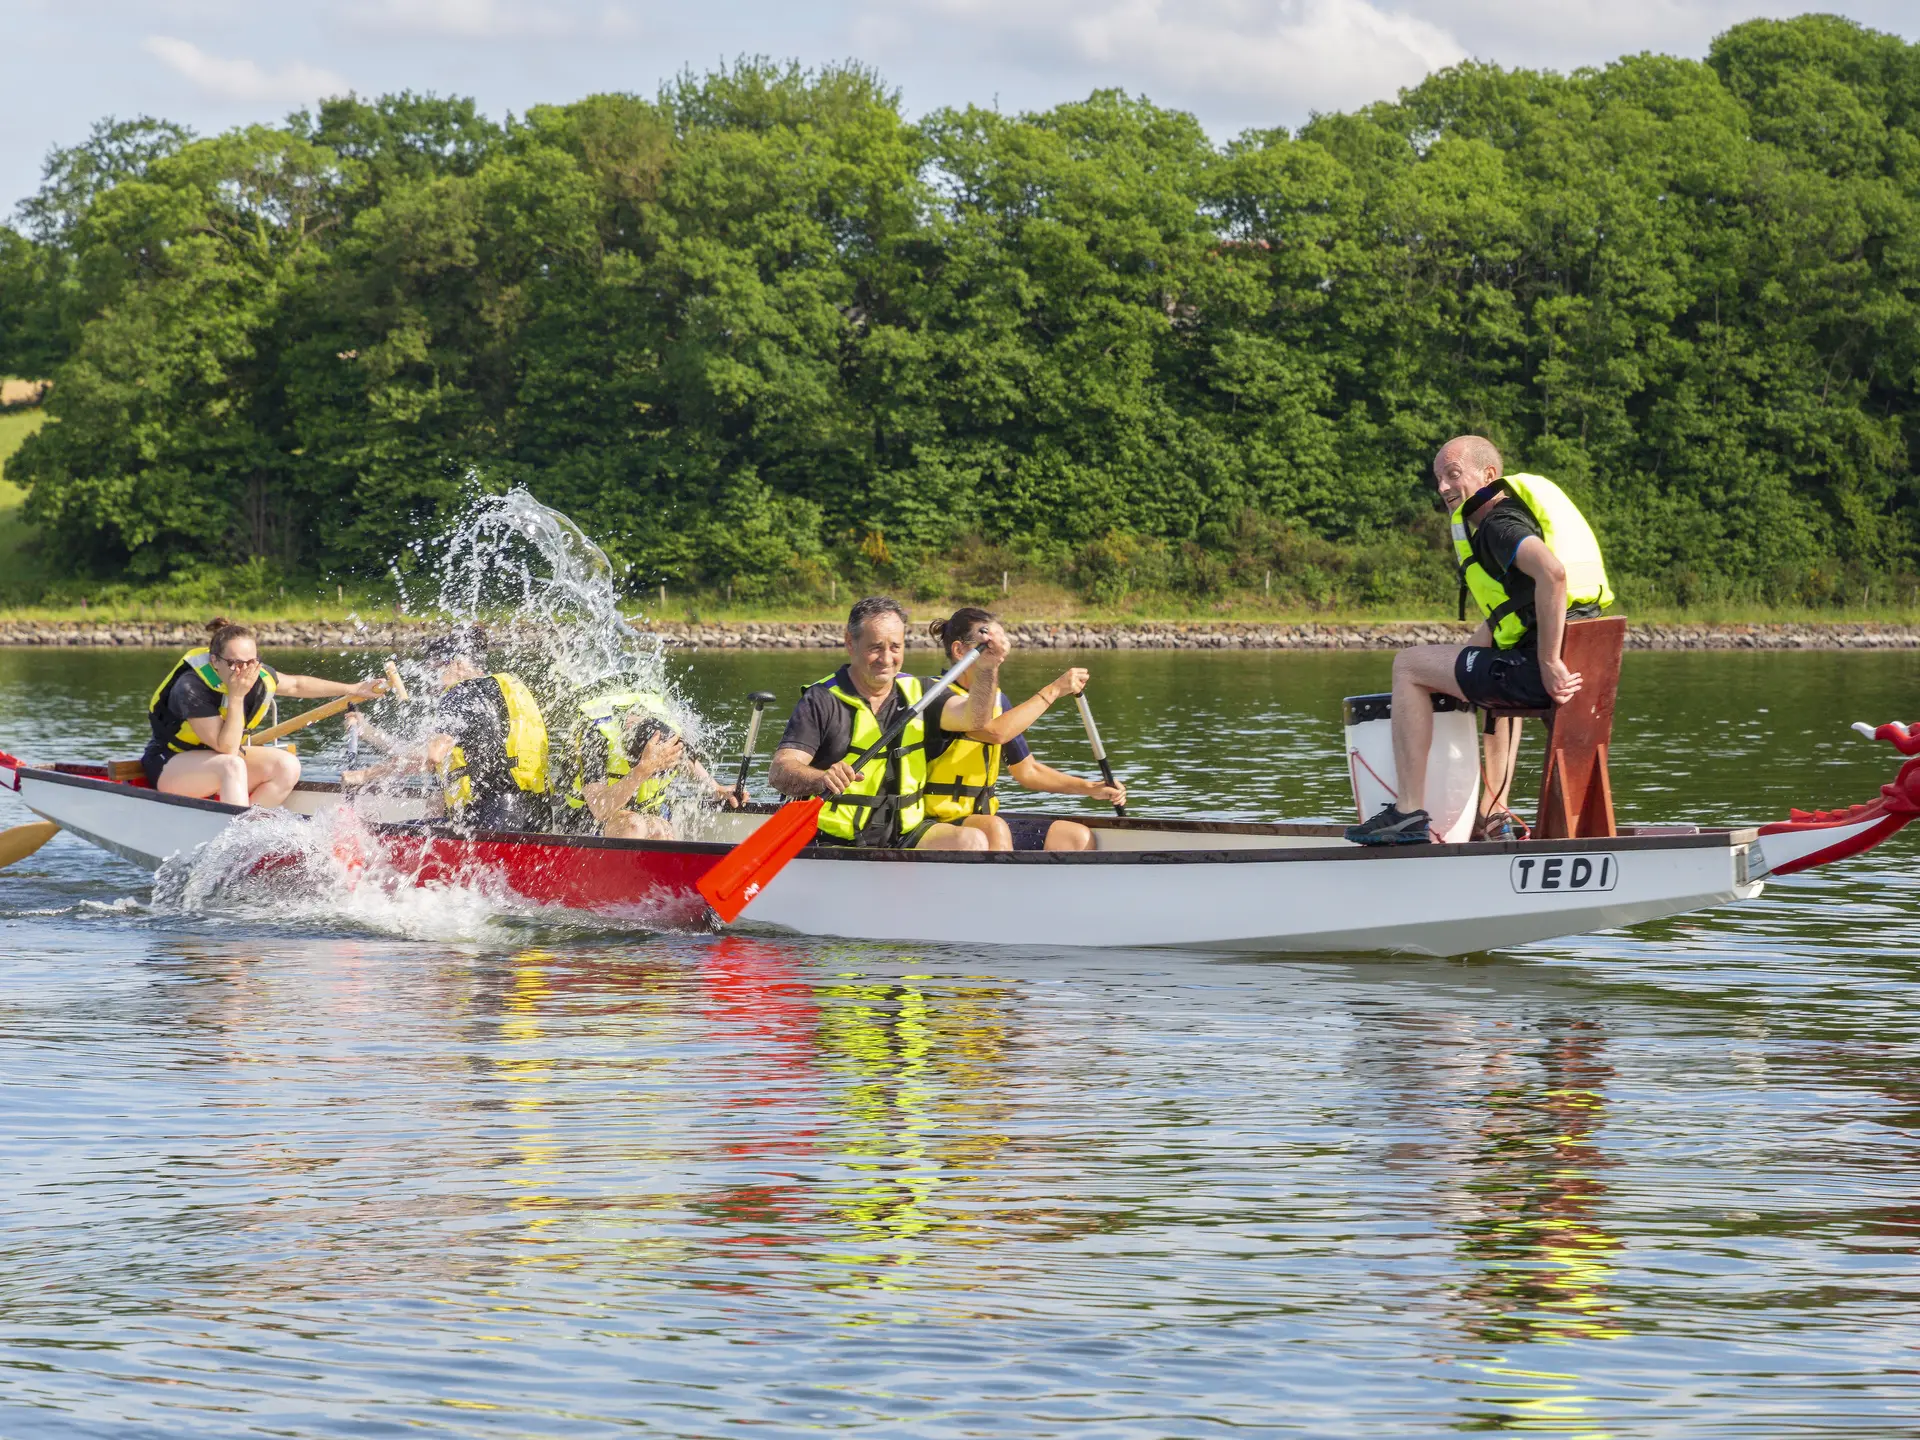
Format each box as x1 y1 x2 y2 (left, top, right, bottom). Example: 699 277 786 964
344 0 627 40
1407 0 1829 72
143 35 350 105
878 0 1467 118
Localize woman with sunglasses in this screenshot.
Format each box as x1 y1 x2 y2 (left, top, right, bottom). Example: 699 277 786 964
143 617 379 807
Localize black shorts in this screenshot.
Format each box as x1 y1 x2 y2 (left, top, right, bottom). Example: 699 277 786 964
1454 646 1551 710
1001 813 1056 852
460 790 550 833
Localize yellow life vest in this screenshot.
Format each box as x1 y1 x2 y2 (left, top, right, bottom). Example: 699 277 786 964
146 649 280 755
441 672 549 813
922 683 1002 823
565 690 674 816
1452 473 1614 650
809 671 928 844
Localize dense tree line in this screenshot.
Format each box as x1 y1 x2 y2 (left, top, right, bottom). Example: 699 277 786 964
3 14 1918 610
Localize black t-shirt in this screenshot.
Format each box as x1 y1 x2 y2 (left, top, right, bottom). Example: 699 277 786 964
777 667 926 843
145 661 279 758
1469 492 1602 644
439 676 515 800
778 667 909 768
1470 494 1545 637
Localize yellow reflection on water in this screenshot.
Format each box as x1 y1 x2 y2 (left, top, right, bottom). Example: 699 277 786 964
813 958 1017 1295
1446 1016 1626 1435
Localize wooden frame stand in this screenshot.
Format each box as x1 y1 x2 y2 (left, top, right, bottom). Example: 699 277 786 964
1483 615 1627 840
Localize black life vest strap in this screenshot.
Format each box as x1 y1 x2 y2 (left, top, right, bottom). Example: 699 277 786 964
822 790 886 811
1483 597 1539 649
923 778 997 802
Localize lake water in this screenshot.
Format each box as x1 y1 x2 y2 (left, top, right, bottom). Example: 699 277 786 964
4 646 1919 1438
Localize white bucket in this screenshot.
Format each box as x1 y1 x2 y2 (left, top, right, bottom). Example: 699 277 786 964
1344 693 1481 843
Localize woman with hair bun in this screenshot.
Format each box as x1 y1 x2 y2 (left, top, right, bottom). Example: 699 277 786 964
141 618 380 807
922 606 1126 851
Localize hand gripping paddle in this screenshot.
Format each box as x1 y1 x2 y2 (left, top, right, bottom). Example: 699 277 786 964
1074 693 1127 816
251 661 409 746
698 643 987 923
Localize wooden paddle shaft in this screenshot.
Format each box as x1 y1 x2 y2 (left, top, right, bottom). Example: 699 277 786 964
1075 693 1127 817
250 661 408 745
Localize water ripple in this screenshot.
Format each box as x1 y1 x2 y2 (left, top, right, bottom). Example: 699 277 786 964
3 648 1919 1436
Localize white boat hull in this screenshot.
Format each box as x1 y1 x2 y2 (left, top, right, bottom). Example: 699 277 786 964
738 835 1764 955
9 764 1794 957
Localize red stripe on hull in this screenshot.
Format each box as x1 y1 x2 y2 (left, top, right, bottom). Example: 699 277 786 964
373 829 720 925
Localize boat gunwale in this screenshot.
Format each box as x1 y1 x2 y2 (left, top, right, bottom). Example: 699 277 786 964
13 764 1761 865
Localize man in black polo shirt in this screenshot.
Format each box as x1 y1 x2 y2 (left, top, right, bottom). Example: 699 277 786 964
768 595 1008 850
1347 435 1612 845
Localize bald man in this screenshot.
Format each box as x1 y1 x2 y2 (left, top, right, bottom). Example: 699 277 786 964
1346 436 1614 845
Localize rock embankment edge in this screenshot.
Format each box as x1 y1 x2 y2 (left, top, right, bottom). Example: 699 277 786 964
5 619 1920 651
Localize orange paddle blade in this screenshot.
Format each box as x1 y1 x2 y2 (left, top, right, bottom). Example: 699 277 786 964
698 798 824 923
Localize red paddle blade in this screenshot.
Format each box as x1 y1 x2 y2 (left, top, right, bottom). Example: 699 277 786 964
698 798 824 923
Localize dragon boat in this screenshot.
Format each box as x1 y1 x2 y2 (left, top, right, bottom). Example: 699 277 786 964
5 721 1916 957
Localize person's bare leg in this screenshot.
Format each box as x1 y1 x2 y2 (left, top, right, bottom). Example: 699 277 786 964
1480 717 1521 819
245 747 301 807
1390 645 1469 812
915 822 989 852
604 811 675 840
1044 820 1094 851
962 814 1013 851
159 751 250 806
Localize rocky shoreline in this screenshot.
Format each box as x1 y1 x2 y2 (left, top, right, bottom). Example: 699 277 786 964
5 618 1920 651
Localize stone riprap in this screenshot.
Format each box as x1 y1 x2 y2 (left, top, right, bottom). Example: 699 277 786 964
5 618 1920 650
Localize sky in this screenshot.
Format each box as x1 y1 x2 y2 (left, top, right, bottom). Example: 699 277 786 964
4 1 1918 217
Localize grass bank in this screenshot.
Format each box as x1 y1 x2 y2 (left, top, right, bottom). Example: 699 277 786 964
0 405 47 580
2 583 1918 630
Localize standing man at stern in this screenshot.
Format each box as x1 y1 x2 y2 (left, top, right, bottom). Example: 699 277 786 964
769 596 1010 851
1346 435 1613 846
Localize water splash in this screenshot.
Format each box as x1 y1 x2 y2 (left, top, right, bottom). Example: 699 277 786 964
148 805 693 945
144 489 729 941
149 808 524 944
370 486 715 787
427 488 677 701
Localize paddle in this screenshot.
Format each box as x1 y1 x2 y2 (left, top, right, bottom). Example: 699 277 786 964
731 691 778 806
0 820 59 870
250 661 408 746
698 643 988 923
1074 693 1128 817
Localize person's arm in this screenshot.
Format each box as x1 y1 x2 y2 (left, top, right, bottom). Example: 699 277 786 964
936 623 1011 736
342 732 449 789
1006 754 1126 807
965 669 1090 745
276 672 383 702
582 733 686 824
344 711 401 754
182 657 262 754
770 745 859 798
685 756 746 808
1512 536 1581 703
